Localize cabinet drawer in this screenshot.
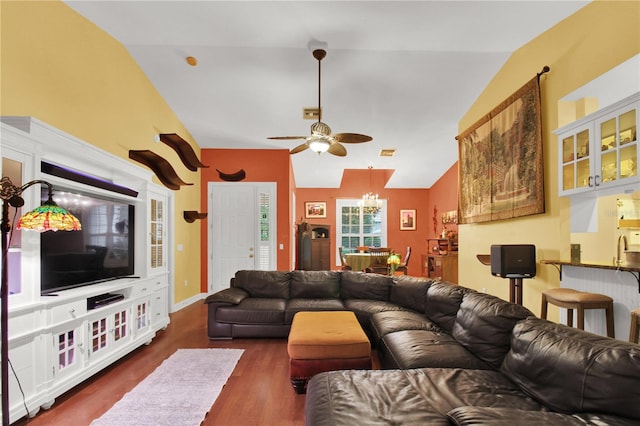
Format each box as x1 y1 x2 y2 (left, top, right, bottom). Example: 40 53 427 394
48 301 86 324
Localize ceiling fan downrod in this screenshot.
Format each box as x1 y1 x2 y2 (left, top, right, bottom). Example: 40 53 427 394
313 49 326 123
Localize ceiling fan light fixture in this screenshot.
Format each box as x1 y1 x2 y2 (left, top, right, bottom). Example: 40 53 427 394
308 137 331 154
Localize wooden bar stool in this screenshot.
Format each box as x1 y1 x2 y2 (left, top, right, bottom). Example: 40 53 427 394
630 308 640 344
541 288 615 338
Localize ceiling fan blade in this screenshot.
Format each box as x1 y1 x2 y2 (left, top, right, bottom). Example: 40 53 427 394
328 142 347 157
333 133 373 144
268 136 307 140
290 143 310 155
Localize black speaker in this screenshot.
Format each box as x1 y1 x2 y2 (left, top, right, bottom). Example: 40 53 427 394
490 244 536 278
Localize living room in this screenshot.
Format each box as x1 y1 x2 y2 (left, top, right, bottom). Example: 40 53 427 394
2 1 640 425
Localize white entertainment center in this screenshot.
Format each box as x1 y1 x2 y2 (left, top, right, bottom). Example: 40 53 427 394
0 117 171 424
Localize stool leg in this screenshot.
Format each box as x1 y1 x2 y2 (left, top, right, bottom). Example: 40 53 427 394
566 308 574 327
630 314 640 344
541 295 548 320
577 307 585 331
605 303 615 338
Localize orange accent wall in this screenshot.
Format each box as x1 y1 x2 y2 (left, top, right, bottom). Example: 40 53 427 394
428 162 459 239
198 152 460 283
296 169 430 275
199 149 293 292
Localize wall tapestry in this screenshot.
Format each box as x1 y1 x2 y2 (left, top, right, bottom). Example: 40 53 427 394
457 75 545 224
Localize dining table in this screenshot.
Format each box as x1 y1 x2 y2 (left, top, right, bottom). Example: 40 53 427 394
344 253 373 271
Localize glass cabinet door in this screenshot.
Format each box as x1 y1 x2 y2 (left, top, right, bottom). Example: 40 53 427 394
618 109 637 179
561 126 592 192
150 198 164 269
598 106 637 186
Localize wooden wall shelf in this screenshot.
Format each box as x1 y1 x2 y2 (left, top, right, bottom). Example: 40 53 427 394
159 133 208 171
216 168 246 182
183 211 208 223
129 150 193 190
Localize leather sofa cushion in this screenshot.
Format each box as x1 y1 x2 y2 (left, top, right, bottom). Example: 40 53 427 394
501 318 640 420
370 310 441 344
425 282 473 333
215 298 286 324
343 299 410 318
380 330 491 370
204 287 248 305
305 368 545 426
284 299 346 324
390 275 432 311
340 271 392 301
233 270 290 298
452 292 533 368
447 407 587 426
290 270 341 298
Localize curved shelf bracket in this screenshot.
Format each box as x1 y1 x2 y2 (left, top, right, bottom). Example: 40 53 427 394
183 211 208 223
216 169 246 182
625 270 640 293
129 150 193 190
159 133 209 171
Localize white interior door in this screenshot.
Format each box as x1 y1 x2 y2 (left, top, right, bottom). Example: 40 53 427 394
208 182 276 294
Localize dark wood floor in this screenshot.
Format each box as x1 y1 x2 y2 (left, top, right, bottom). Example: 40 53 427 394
15 301 380 426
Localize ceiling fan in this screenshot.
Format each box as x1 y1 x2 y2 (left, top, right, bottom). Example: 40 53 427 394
268 48 372 156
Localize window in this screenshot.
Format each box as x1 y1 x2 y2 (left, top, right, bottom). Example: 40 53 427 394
336 199 387 263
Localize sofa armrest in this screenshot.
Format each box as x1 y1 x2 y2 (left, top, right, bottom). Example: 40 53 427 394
204 287 249 305
447 407 584 426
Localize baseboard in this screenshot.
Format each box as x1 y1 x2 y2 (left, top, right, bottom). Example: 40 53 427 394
171 292 207 313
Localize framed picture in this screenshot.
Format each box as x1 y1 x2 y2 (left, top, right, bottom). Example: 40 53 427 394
305 201 327 218
400 209 416 230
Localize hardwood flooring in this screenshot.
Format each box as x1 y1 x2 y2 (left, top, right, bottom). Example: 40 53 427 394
15 301 380 426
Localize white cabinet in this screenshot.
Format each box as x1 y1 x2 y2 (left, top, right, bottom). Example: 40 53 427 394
556 93 639 196
1 118 172 424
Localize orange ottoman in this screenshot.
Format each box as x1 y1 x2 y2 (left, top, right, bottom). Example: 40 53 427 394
287 311 371 394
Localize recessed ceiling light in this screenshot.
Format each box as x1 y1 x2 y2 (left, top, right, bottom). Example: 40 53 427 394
379 149 396 157
186 56 197 66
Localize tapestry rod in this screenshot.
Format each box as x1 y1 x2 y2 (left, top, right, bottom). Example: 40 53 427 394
454 66 551 142
537 65 550 82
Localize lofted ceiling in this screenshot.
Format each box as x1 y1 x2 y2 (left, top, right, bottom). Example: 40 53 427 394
64 0 589 188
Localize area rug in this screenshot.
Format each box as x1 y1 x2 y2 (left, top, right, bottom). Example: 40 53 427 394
91 348 244 426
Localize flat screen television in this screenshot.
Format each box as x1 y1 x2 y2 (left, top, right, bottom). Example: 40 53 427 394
40 186 135 295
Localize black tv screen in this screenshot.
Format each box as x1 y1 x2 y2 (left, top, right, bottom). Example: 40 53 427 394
40 187 135 295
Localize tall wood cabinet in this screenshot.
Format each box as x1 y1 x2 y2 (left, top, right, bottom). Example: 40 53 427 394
297 222 330 270
423 239 458 284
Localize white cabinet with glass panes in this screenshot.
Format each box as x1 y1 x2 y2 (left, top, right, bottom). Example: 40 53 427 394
47 321 85 394
87 305 131 361
149 196 165 270
556 92 638 196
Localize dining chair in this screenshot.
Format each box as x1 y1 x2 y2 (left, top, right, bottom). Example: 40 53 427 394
395 246 411 275
366 247 391 274
338 247 352 271
357 246 369 253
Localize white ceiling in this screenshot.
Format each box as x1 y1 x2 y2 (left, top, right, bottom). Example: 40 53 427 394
64 0 589 188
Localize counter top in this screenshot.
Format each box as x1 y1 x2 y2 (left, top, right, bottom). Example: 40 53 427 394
540 259 640 273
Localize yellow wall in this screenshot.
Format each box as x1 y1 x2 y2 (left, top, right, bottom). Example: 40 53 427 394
1 1 203 305
458 0 640 318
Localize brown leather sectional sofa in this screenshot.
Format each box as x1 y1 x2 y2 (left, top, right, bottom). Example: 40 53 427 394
204 269 640 425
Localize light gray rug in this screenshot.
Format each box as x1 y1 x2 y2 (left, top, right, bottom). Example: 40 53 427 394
91 348 244 426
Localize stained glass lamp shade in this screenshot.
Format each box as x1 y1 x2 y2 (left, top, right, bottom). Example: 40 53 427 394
17 195 81 232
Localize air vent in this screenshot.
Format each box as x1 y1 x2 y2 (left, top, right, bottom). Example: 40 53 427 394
303 107 321 120
379 149 396 157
